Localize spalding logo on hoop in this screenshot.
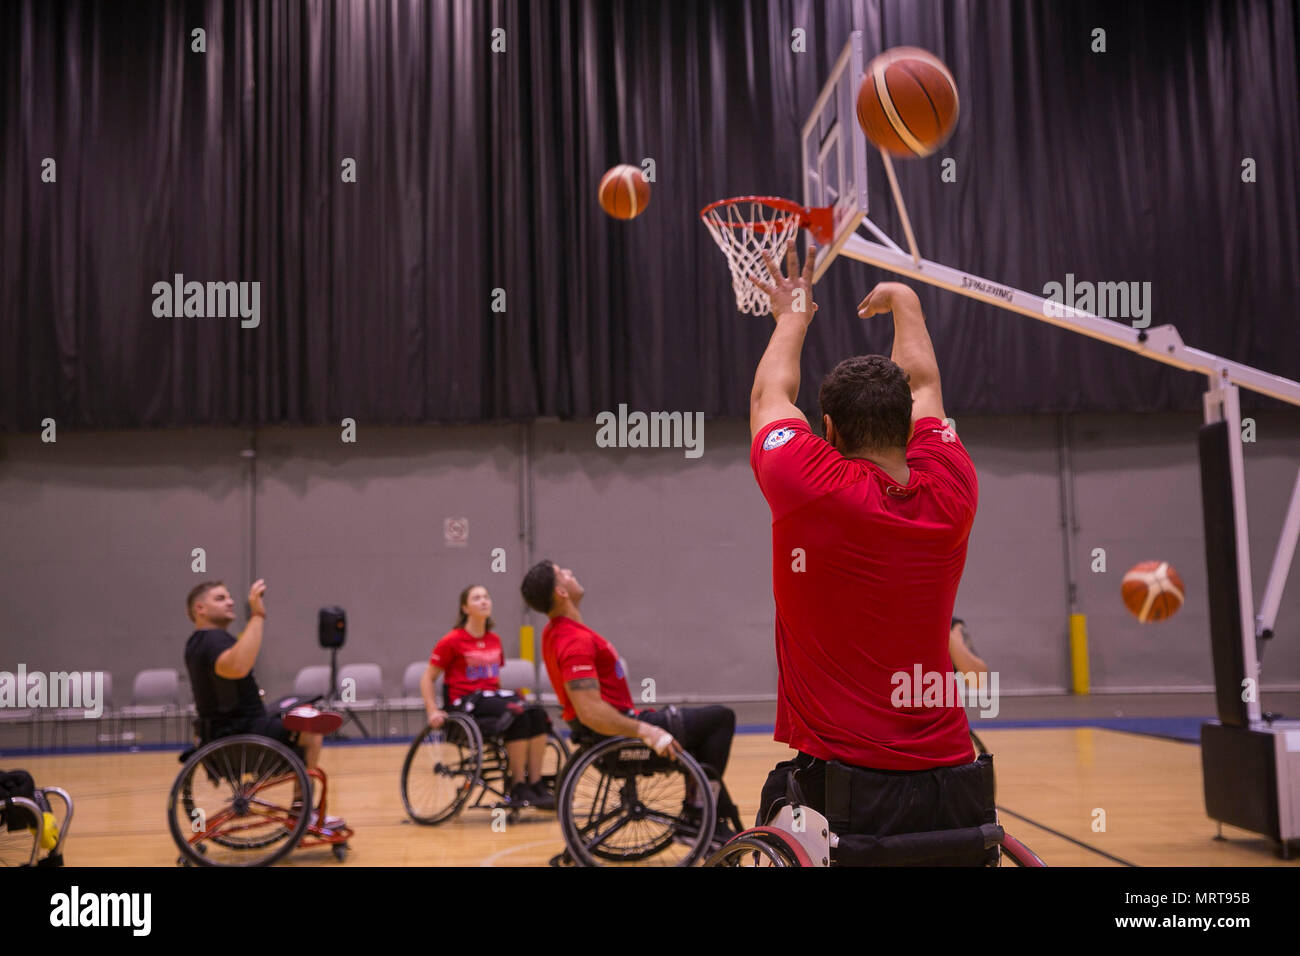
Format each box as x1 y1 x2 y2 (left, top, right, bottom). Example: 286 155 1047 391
763 427 796 450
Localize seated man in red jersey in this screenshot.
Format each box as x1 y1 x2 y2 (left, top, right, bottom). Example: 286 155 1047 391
420 584 555 810
519 560 742 839
747 246 994 864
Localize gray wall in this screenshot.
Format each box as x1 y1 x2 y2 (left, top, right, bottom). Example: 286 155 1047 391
2 411 1298 705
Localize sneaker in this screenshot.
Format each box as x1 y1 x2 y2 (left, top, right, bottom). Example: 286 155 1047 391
308 810 345 832
508 782 533 807
525 781 556 811
710 818 738 847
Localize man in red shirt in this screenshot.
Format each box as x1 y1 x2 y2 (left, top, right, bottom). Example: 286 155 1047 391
748 246 993 855
520 560 741 837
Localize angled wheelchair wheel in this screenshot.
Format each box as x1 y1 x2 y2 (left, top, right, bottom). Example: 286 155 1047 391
557 736 715 867
168 735 311 867
1000 832 1047 867
540 727 571 794
705 831 802 867
400 713 483 825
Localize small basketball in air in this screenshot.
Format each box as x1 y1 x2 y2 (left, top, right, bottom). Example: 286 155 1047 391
1121 561 1186 623
598 164 651 220
856 46 959 158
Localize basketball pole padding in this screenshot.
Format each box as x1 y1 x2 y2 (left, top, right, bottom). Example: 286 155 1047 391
1069 614 1090 695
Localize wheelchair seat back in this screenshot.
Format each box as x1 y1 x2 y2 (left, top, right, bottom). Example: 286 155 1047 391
824 752 1000 867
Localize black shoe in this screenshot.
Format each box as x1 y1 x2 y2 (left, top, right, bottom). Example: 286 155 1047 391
508 782 533 807
710 819 739 847
526 781 556 811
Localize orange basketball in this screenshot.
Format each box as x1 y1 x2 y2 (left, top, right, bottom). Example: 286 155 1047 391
1121 561 1186 623
856 46 959 158
598 164 651 220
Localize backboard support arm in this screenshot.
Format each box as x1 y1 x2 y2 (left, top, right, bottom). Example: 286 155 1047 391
836 227 1300 723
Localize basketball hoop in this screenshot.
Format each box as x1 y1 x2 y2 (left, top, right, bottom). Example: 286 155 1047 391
699 197 833 315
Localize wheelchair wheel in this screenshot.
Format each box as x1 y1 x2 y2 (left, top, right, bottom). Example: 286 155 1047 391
168 735 311 867
540 727 570 794
705 831 801 867
557 736 716 867
1000 832 1047 867
400 713 483 824
0 798 42 867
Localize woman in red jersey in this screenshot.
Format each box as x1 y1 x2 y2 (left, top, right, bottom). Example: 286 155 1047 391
419 584 554 809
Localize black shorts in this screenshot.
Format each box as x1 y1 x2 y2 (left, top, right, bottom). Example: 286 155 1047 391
454 692 549 742
759 752 997 866
210 715 306 763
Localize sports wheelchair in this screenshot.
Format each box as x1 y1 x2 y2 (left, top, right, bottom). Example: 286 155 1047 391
400 701 570 825
706 753 1045 868
549 715 745 867
167 700 353 866
0 771 73 867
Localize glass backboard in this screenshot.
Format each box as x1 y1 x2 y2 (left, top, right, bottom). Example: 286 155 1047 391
802 32 869 282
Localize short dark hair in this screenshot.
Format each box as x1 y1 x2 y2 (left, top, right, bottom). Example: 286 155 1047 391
520 560 558 615
186 581 225 622
818 355 912 453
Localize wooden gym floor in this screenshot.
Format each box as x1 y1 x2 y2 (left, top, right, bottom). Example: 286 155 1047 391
10 723 1297 866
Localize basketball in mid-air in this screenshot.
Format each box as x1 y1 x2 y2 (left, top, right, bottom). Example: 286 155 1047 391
598 164 651 219
1121 561 1186 623
856 46 959 158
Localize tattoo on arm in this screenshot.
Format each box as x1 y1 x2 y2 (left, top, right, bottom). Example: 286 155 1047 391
566 678 599 691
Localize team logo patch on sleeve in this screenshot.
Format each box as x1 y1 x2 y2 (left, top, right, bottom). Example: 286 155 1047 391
763 427 796 450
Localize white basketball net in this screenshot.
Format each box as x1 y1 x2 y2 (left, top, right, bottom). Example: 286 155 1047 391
701 199 804 315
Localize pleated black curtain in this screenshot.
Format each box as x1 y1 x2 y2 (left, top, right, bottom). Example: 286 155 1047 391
2 0 1297 430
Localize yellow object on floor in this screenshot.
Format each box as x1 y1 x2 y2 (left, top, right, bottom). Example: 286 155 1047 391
27 811 59 850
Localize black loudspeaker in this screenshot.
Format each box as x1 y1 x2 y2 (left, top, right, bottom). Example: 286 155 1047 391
319 607 347 648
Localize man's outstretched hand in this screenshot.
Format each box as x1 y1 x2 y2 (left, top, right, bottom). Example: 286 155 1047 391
753 242 818 322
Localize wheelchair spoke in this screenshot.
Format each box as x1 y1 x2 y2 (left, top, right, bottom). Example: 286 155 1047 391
583 811 635 851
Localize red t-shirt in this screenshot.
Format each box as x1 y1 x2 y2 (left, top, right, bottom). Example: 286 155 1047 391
751 416 978 770
429 628 505 704
542 616 635 722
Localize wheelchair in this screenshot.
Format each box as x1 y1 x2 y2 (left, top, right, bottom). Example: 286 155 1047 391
549 716 745 867
400 701 570 825
167 701 353 866
705 753 1046 868
0 775 73 867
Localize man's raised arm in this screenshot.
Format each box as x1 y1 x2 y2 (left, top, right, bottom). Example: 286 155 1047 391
859 282 945 423
749 244 819 438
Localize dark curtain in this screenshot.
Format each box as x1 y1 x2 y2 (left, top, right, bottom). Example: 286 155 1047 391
2 0 1297 430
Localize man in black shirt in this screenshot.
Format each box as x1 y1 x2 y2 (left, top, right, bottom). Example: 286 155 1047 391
183 579 324 770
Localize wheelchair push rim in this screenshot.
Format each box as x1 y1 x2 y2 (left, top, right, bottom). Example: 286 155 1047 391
557 736 716 867
400 713 483 825
704 830 802 867
168 734 312 867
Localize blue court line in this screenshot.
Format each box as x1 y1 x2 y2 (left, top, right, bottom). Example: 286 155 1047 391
738 716 1207 743
0 716 1209 758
